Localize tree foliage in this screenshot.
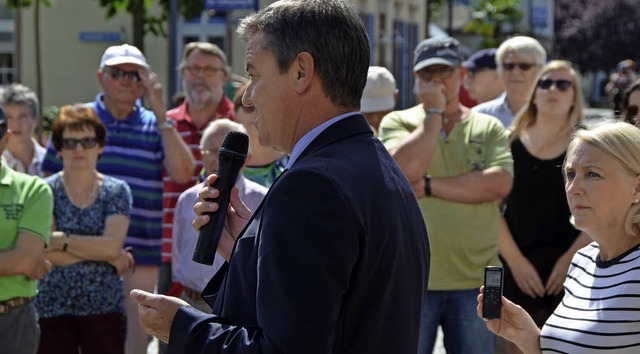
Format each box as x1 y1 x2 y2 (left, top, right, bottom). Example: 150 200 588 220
555 0 640 72
463 0 523 48
97 0 203 37
95 0 205 52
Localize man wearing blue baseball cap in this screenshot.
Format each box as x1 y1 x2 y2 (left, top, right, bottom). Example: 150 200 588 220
379 36 513 354
463 48 504 104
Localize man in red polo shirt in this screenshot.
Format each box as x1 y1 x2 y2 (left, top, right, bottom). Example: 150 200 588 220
159 42 235 315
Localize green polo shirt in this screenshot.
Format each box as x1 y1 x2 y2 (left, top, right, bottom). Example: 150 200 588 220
0 164 53 301
380 105 513 290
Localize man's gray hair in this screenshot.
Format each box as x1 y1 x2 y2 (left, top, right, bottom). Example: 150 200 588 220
237 0 370 110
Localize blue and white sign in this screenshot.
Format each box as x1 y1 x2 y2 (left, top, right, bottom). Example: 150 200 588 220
79 32 122 43
205 0 257 11
532 7 548 28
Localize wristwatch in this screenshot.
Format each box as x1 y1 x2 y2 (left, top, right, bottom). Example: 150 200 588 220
424 175 432 197
157 118 175 130
426 108 445 117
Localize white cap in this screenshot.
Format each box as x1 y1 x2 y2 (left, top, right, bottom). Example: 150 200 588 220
99 44 149 69
360 66 396 113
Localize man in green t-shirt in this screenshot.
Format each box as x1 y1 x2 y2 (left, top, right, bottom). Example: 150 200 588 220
0 108 53 354
379 36 513 354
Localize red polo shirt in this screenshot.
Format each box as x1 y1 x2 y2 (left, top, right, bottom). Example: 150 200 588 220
161 97 235 262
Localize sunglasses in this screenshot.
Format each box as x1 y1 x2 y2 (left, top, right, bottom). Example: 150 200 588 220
105 67 141 82
537 79 573 92
502 62 536 71
628 105 639 118
62 137 99 150
0 123 6 140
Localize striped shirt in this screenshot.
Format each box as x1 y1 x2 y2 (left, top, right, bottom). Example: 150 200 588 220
161 98 234 263
540 242 640 353
40 94 165 265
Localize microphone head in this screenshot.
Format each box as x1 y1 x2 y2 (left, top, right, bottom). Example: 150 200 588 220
220 131 249 157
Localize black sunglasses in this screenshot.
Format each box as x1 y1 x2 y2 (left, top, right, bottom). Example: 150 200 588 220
628 105 639 118
503 62 535 71
62 137 99 150
537 79 573 92
105 67 140 82
0 123 6 140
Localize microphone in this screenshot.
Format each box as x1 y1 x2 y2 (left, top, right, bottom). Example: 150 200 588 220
193 131 249 265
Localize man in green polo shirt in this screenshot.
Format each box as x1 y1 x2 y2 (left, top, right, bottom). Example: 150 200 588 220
0 107 53 354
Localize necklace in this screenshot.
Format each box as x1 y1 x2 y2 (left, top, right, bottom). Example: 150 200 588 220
61 172 100 209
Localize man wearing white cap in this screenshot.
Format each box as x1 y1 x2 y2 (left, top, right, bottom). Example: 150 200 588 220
360 66 398 135
40 43 195 354
379 36 513 354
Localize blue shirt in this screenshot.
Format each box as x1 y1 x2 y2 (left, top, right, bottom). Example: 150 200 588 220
473 92 514 128
286 112 360 169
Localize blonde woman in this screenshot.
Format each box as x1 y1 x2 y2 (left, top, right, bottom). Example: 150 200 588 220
498 61 591 351
480 121 640 353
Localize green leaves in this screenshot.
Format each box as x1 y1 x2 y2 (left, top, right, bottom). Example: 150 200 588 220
463 0 523 48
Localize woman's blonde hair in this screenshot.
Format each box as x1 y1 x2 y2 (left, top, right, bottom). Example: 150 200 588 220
566 121 640 235
510 60 584 142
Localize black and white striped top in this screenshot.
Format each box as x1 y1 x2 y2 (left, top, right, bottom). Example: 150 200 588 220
540 242 640 353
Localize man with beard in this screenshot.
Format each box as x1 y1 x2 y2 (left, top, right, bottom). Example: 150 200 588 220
158 43 235 353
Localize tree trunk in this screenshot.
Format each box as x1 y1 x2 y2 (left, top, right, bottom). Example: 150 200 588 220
34 0 43 138
131 0 145 52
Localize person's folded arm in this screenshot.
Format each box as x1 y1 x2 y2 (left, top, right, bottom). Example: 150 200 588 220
430 166 513 203
49 214 129 261
379 109 442 183
0 232 49 280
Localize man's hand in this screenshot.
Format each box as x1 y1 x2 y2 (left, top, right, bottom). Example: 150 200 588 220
416 76 447 111
130 289 190 344
192 174 253 261
138 69 166 115
25 257 51 280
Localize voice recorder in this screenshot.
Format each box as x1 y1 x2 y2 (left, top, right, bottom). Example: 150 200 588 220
482 266 503 319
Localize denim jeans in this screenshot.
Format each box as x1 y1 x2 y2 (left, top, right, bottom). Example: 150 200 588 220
418 289 495 354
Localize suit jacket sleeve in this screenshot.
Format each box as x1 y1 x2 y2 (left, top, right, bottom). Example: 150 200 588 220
168 168 360 353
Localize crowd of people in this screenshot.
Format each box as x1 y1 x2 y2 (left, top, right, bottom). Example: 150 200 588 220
2 0 640 353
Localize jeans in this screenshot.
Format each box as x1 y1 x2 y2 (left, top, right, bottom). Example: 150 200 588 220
418 289 495 354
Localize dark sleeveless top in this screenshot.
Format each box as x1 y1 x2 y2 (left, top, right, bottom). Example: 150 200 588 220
503 138 580 251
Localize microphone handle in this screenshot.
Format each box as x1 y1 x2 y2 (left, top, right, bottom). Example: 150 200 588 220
192 154 245 265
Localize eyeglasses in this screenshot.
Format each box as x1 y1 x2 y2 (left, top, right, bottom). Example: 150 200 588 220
185 65 225 76
502 62 536 71
105 67 140 82
537 79 573 92
62 137 99 150
628 105 639 118
200 148 219 156
417 67 455 81
0 123 6 140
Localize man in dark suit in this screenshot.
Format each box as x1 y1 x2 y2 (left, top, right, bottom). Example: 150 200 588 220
130 0 430 352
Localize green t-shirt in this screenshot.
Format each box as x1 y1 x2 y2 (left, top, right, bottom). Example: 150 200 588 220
379 104 513 290
0 164 53 301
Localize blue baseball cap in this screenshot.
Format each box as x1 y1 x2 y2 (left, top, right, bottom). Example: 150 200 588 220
463 48 497 72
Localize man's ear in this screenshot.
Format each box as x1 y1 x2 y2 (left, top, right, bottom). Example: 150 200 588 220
291 52 314 94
